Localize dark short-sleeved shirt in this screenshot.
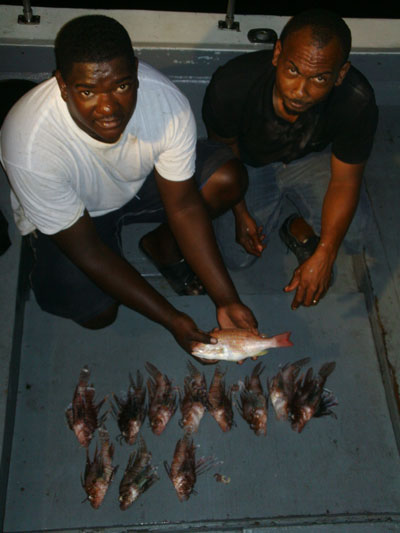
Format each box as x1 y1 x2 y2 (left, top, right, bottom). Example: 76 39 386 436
202 50 378 167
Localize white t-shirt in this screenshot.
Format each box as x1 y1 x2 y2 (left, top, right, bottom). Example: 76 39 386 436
0 61 197 235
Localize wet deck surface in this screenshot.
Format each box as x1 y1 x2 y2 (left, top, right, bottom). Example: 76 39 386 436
1 59 400 532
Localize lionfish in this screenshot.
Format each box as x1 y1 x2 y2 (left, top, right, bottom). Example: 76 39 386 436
164 434 217 501
237 362 268 436
290 361 337 433
267 358 310 421
208 366 234 432
118 436 159 510
146 362 177 435
65 365 107 448
112 370 147 445
81 426 117 509
179 361 208 434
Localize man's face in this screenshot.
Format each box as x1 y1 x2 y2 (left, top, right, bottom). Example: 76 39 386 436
56 55 138 143
272 27 350 121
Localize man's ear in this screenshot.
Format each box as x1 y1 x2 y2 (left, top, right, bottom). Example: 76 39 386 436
272 39 282 67
335 61 351 87
55 70 68 101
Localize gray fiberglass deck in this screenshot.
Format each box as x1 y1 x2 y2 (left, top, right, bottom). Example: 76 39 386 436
3 227 400 532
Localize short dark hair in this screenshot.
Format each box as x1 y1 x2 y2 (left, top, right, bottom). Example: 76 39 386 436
280 9 352 64
55 15 136 78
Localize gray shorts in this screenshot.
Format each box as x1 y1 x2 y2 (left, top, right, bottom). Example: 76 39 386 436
213 149 372 270
29 139 235 323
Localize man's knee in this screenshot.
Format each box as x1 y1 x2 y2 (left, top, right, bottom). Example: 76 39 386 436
201 159 248 216
77 303 119 330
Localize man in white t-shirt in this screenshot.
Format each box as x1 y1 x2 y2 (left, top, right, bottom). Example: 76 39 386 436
0 15 258 355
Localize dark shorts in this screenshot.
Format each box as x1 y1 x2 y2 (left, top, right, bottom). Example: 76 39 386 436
29 139 235 323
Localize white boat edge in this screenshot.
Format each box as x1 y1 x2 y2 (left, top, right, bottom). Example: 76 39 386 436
0 5 399 52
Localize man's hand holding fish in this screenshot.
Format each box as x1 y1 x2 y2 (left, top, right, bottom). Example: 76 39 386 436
169 294 258 359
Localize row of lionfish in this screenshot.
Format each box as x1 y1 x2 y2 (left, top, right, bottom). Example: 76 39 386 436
66 358 338 447
65 361 228 449
80 424 220 509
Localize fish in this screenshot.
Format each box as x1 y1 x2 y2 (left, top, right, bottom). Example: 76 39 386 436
81 426 117 509
65 365 107 448
290 361 337 433
112 370 147 445
208 366 234 432
267 357 310 421
191 328 293 362
179 361 208 434
164 433 216 501
145 362 177 435
236 361 268 436
118 436 159 510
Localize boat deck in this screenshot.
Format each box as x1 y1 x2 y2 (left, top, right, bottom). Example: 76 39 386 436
0 8 399 533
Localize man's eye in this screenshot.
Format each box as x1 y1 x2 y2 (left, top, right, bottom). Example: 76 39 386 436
315 76 327 84
288 66 297 75
117 83 130 93
81 90 93 97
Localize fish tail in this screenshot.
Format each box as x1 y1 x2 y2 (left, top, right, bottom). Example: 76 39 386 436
271 332 293 348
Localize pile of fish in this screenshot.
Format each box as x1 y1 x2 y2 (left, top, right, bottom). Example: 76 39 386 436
66 355 337 509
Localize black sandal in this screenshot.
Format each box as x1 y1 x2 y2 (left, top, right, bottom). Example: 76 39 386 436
139 237 206 296
279 213 335 285
279 214 320 264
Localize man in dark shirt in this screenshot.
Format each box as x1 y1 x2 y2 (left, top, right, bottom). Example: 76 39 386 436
202 9 378 309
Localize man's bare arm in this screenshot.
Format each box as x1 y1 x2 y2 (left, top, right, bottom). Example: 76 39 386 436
285 155 365 308
154 169 257 331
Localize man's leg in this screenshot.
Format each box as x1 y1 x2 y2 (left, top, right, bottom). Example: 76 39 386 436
29 209 123 328
278 150 370 256
137 140 248 293
213 161 283 270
